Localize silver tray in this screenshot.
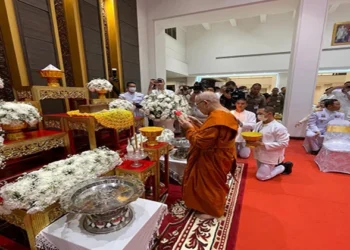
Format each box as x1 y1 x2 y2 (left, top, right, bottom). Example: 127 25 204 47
171 138 190 149
60 176 144 234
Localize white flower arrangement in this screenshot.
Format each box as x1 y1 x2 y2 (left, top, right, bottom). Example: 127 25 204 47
0 147 121 214
177 95 191 116
0 102 42 127
109 99 135 112
129 129 175 148
0 77 4 89
87 78 113 92
141 93 181 120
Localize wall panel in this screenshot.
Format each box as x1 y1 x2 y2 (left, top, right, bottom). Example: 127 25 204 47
15 0 59 86
79 0 106 80
0 28 15 101
117 0 141 88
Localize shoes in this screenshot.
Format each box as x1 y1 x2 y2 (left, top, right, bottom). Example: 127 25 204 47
281 161 293 175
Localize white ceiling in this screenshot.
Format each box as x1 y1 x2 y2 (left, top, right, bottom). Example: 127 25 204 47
166 70 188 79
157 0 350 29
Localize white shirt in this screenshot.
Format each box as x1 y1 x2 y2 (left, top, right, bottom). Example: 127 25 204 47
253 120 290 165
231 110 256 143
119 91 144 117
332 89 350 119
151 89 174 95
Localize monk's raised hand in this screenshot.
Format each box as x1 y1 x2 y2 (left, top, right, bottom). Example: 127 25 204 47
178 116 193 130
188 116 203 126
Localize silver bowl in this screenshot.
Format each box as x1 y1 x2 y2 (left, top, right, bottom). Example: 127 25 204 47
170 138 190 160
60 176 144 234
124 150 148 168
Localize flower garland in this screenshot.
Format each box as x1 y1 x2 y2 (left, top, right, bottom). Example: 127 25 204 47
141 93 181 120
109 99 135 112
0 147 121 214
87 78 113 92
0 102 42 126
0 127 4 169
67 109 134 130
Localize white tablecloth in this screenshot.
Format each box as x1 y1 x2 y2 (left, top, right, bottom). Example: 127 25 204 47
36 199 167 250
160 156 187 184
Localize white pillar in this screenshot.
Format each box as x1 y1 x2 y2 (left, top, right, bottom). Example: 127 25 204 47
283 0 329 137
154 22 167 80
137 0 150 94
277 73 288 89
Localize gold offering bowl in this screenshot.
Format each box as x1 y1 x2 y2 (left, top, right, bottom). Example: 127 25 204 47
96 89 108 99
139 126 164 146
241 132 263 148
2 122 28 141
40 70 64 87
274 113 283 120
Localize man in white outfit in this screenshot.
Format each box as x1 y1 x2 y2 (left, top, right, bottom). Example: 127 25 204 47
249 107 293 181
119 81 144 117
326 82 350 120
305 99 345 155
147 78 174 95
231 99 256 158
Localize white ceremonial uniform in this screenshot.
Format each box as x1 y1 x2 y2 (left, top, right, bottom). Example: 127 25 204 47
231 110 256 158
332 89 350 120
253 120 290 181
119 91 144 117
305 108 345 152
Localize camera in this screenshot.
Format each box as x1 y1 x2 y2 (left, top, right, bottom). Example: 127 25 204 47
189 81 207 92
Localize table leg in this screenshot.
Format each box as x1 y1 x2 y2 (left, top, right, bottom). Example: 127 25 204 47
87 118 97 149
164 153 169 189
154 161 160 201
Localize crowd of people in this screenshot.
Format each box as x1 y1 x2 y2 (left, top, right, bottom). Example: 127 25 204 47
117 78 350 220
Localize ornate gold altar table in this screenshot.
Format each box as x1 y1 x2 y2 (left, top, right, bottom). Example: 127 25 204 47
0 130 70 161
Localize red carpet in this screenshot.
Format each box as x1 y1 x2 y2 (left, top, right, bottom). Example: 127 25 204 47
157 163 247 250
236 140 350 250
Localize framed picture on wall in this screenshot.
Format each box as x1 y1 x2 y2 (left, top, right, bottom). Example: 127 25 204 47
331 21 350 46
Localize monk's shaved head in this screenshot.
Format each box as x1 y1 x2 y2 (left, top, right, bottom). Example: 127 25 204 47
195 91 220 104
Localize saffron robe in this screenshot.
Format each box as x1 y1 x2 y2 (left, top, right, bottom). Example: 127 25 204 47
183 110 238 217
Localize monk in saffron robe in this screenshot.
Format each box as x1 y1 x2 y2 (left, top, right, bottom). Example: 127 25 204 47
178 92 238 219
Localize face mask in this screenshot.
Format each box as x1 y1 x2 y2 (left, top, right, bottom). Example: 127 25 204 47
129 87 136 93
257 115 267 122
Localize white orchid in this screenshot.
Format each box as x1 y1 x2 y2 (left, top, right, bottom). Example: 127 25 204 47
0 102 42 127
87 78 113 92
141 92 183 120
0 147 121 214
109 99 135 111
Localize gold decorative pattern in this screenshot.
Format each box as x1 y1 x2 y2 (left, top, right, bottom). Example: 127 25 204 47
15 90 32 100
0 213 25 229
0 135 66 160
48 205 65 223
44 120 62 130
67 121 87 131
0 28 15 101
31 86 89 101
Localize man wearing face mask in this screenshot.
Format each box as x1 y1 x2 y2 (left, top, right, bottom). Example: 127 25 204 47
326 81 350 120
249 107 293 181
304 99 344 155
178 92 238 219
120 81 144 117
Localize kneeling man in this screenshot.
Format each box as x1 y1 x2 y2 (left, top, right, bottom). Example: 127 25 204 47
178 92 238 219
231 98 257 158
249 107 293 181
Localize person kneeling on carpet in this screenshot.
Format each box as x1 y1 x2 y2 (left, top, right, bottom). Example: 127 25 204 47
178 92 238 219
249 107 293 181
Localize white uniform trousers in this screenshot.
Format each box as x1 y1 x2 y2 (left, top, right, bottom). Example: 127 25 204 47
304 130 324 152
256 160 285 181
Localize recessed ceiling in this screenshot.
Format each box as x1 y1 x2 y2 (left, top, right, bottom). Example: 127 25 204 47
166 70 188 78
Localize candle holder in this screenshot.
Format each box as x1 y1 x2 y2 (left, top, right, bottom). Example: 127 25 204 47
124 150 148 168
